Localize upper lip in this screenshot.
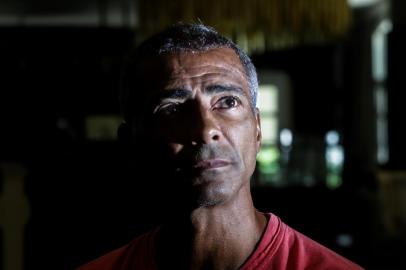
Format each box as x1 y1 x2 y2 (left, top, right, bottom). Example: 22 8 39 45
193 159 231 170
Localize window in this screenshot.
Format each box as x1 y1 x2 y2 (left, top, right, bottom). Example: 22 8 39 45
372 19 392 164
255 71 292 186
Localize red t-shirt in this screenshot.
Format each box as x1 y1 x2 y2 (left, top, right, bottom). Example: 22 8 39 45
77 213 363 270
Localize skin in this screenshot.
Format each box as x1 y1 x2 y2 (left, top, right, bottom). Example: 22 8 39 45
135 48 267 270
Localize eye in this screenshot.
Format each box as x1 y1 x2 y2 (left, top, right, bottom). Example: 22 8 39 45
155 103 180 117
215 96 240 109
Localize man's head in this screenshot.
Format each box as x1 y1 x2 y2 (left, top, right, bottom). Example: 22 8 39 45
120 23 258 122
120 23 261 209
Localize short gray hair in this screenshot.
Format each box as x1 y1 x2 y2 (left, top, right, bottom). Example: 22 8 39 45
120 23 258 121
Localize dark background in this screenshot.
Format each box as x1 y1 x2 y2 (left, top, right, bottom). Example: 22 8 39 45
1 0 405 269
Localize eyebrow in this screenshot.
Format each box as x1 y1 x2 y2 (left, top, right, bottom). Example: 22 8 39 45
204 84 244 96
157 88 192 100
156 84 244 102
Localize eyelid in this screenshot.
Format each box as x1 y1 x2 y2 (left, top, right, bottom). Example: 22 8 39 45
214 95 241 109
225 95 241 101
153 101 178 114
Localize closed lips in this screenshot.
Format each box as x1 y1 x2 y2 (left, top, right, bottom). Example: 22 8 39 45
193 159 231 169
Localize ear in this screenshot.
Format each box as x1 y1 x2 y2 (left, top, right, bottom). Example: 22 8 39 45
254 108 262 154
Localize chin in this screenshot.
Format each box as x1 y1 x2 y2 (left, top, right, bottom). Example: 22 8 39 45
192 181 234 208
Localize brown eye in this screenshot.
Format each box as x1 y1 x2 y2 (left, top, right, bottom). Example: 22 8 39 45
216 96 240 109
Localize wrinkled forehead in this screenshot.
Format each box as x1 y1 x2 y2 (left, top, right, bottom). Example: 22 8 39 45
136 48 248 90
123 48 253 122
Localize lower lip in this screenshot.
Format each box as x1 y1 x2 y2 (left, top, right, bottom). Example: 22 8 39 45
195 160 231 170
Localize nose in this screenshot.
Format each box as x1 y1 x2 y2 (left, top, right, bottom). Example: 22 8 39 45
189 104 221 146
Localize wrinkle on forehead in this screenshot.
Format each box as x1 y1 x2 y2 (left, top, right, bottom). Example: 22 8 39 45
136 48 251 107
167 48 246 74
163 48 249 90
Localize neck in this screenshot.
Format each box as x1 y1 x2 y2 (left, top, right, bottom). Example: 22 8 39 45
157 185 267 270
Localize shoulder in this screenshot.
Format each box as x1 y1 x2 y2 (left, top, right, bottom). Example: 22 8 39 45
280 220 364 269
76 228 159 270
245 213 363 270
76 244 131 270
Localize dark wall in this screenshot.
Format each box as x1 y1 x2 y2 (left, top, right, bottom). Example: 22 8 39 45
0 27 136 269
1 23 403 269
387 25 406 169
0 27 131 160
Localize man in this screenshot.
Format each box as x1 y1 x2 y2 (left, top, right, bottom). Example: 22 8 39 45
78 23 363 270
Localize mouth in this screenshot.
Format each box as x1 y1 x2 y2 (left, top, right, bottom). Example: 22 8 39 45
193 159 231 170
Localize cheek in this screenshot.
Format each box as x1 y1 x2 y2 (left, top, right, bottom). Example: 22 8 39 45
227 117 259 165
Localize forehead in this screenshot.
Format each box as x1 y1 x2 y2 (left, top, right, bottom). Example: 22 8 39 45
139 48 249 91
165 48 245 75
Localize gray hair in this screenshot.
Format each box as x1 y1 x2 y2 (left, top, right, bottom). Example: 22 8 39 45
120 23 258 121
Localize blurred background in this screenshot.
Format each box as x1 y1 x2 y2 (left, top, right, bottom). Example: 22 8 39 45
0 0 405 269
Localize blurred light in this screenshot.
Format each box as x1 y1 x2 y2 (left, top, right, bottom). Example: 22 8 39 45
280 129 293 147
85 115 122 141
325 131 344 189
326 141 344 189
257 85 278 114
371 19 391 165
326 146 344 166
377 116 389 164
376 86 389 164
257 147 279 164
375 86 387 114
347 0 381 8
257 146 280 175
336 233 353 248
325 130 340 145
261 118 278 145
258 84 279 145
327 174 343 189
256 83 281 182
372 19 392 82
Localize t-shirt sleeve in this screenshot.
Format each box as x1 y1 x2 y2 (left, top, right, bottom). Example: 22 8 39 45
76 245 130 270
75 229 158 270
282 226 364 270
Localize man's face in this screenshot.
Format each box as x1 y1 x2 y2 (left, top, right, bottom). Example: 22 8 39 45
139 48 261 208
